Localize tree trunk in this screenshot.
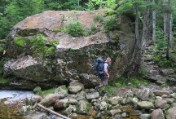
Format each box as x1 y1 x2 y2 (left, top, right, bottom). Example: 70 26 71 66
164 0 172 59
169 14 173 48
124 6 142 76
142 0 150 49
152 0 156 41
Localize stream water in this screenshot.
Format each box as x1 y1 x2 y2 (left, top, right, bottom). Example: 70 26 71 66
0 90 34 101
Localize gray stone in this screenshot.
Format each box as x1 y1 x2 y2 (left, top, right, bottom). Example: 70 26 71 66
31 95 42 104
121 112 127 117
110 109 121 116
153 90 170 96
53 99 68 111
25 112 48 119
108 96 121 105
86 92 99 100
78 100 91 114
135 88 152 101
140 114 151 119
76 91 86 100
137 101 154 109
65 105 77 115
67 98 78 105
161 69 175 76
166 107 176 119
114 115 123 119
79 73 100 88
155 98 168 108
68 81 84 93
151 109 165 119
100 101 108 111
55 85 68 98
40 93 61 107
130 97 139 105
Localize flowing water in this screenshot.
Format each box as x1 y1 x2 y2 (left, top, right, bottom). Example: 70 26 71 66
0 90 34 101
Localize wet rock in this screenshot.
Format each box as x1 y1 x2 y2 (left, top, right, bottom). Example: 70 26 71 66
151 109 164 119
68 81 84 93
86 92 99 100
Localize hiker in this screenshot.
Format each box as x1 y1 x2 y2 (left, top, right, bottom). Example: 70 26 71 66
95 57 111 93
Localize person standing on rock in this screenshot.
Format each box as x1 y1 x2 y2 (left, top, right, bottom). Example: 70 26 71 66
95 57 111 94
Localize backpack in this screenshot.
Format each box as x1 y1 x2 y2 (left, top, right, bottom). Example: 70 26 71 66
94 57 105 76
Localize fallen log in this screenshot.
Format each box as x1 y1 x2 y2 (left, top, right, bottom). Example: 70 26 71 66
36 104 70 119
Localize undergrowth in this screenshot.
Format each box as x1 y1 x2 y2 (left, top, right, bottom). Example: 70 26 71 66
104 77 150 94
0 100 24 119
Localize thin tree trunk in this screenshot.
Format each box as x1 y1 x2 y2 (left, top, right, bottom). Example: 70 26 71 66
169 14 173 48
142 0 150 49
165 0 172 59
124 6 142 76
152 0 156 41
78 0 80 6
135 9 140 42
163 13 167 35
166 13 171 59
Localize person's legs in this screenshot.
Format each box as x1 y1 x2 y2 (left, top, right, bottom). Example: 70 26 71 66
95 74 105 90
101 77 108 92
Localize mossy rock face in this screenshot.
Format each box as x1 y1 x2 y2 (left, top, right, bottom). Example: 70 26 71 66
6 34 59 58
3 10 136 89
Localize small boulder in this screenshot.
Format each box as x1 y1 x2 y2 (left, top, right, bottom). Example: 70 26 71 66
140 114 151 119
155 98 168 108
78 100 91 114
40 94 60 107
68 81 84 93
137 101 154 109
153 90 170 96
86 92 99 100
151 109 164 119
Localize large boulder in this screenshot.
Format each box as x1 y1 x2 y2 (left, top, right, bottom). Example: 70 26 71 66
3 10 135 89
